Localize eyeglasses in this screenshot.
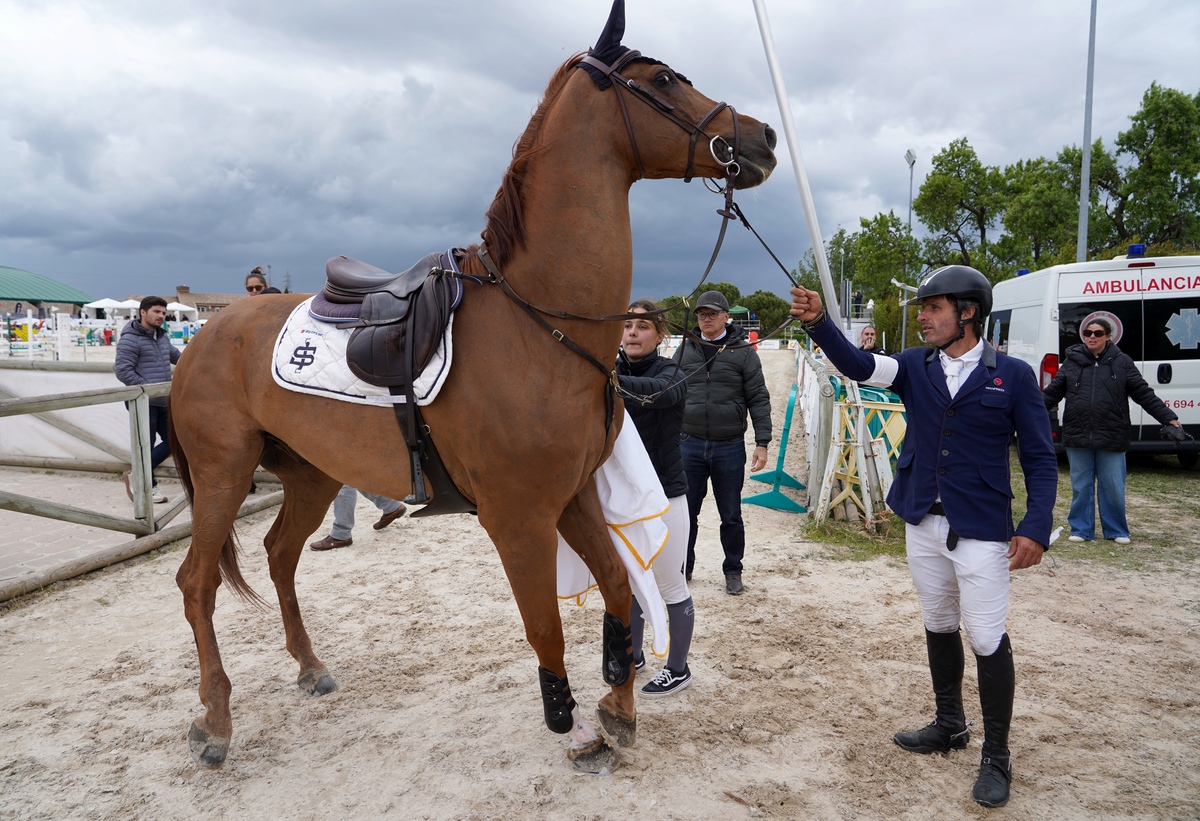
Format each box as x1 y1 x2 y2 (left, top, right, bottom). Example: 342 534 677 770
696 311 723 320
246 284 265 293
1081 329 1107 337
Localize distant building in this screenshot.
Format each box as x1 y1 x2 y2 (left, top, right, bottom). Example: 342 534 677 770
0 265 93 317
174 285 251 319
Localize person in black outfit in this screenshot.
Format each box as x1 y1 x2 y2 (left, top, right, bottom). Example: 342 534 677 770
672 291 772 596
1042 317 1181 544
859 325 886 355
616 299 695 697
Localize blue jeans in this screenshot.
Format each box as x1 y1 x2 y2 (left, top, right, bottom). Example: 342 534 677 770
330 485 402 540
681 435 746 576
1066 448 1128 540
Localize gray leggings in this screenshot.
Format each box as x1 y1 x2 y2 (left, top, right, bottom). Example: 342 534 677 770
330 485 402 539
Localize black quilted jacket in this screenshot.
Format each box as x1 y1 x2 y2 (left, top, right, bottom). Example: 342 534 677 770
1042 342 1177 451
616 351 688 499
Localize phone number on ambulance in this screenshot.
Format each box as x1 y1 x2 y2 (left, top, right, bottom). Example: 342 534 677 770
1170 400 1196 409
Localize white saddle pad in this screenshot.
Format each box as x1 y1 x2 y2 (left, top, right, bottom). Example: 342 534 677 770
272 296 452 406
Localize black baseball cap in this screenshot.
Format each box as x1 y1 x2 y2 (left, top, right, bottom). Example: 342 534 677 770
695 291 730 312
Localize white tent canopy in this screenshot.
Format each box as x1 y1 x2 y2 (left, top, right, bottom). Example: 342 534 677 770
83 298 125 309
165 302 199 317
114 299 142 309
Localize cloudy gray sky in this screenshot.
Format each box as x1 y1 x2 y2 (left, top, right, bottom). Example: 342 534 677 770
1 0 1196 302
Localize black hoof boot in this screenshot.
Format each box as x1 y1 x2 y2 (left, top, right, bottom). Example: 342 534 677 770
601 612 632 686
972 755 1012 808
893 719 970 753
538 667 577 734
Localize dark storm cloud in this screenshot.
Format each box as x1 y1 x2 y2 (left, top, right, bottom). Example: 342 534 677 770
0 0 1195 300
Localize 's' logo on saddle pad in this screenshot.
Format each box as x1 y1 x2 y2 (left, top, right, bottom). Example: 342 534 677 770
289 342 318 371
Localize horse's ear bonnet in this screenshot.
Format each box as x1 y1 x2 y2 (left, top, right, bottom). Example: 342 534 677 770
579 0 691 89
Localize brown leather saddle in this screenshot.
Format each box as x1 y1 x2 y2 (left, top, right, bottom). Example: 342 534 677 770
312 251 463 387
312 250 475 517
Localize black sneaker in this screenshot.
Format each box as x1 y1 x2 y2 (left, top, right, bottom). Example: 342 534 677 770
641 664 692 697
633 654 646 671
725 574 744 596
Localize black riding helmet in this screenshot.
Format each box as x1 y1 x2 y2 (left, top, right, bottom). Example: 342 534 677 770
904 265 993 348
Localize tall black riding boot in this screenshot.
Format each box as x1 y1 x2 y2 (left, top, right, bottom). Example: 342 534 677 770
894 629 970 754
973 633 1015 808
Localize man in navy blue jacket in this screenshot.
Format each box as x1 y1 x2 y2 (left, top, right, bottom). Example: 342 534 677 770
790 267 1057 809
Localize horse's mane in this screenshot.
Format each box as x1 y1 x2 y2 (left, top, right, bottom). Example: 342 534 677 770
480 53 587 269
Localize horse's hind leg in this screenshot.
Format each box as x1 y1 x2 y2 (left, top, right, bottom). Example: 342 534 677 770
174 430 265 768
557 479 637 747
260 458 344 695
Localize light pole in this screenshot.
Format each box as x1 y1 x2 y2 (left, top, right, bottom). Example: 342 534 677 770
903 149 916 351
1076 0 1098 262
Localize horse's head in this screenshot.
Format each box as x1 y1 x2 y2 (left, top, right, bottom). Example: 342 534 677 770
577 0 776 189
581 54 777 190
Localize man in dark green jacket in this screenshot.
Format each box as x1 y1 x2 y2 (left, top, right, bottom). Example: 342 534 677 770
673 291 772 596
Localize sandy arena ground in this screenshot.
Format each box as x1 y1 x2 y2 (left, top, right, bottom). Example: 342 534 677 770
1 350 1197 820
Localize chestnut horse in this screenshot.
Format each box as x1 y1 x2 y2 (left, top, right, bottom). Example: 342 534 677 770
168 45 776 770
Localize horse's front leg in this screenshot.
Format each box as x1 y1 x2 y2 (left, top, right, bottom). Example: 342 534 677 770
481 506 619 773
558 480 637 748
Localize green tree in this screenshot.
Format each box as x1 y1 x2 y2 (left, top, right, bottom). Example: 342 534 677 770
795 227 856 286
913 138 1006 273
1055 140 1123 260
855 211 921 295
1116 83 1200 247
996 157 1077 270
739 290 791 333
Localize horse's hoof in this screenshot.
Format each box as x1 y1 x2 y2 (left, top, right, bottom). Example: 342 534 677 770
568 737 619 774
597 702 637 747
187 721 230 769
298 668 337 696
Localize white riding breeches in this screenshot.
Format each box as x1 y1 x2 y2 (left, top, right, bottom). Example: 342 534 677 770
906 512 1009 656
654 495 692 605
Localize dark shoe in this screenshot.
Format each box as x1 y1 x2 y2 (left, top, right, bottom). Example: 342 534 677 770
121 471 134 502
972 755 1012 808
685 571 692 582
309 535 352 551
373 506 405 530
893 718 970 753
248 481 257 495
725 574 744 596
633 654 646 671
641 664 692 697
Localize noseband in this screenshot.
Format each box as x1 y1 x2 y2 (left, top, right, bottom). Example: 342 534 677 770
578 51 741 186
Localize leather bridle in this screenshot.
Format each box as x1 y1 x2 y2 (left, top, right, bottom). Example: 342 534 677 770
578 50 742 185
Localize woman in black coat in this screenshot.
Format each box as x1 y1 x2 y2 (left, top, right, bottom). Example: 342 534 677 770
1042 318 1181 544
615 299 695 697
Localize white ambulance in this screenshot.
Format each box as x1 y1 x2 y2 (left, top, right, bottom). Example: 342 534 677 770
988 246 1200 468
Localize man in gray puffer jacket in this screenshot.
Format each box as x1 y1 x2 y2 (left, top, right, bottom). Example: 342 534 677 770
115 295 181 503
673 291 772 596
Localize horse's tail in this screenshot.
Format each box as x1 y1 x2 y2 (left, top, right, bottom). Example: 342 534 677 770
169 410 266 607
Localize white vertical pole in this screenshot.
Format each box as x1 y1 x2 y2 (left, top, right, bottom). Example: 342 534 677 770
1076 0 1098 263
750 0 843 325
